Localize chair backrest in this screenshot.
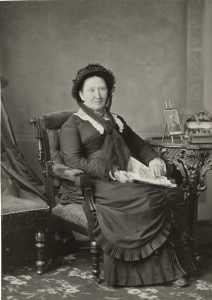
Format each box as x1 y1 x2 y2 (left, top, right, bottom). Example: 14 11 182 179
43 110 75 164
32 110 74 162
31 110 75 206
42 111 75 130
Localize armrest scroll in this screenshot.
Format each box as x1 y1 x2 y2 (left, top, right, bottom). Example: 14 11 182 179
51 163 84 181
47 162 96 211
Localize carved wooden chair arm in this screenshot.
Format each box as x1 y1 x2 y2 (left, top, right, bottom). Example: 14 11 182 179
47 162 96 212
51 163 84 181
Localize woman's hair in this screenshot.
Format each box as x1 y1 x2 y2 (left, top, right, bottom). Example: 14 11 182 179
71 63 116 106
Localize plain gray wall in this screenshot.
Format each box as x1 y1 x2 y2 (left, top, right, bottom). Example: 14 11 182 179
0 0 188 137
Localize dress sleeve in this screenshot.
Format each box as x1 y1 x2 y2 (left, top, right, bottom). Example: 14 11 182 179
118 116 157 166
59 117 98 176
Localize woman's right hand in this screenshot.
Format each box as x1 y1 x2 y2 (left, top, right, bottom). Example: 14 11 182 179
114 170 134 183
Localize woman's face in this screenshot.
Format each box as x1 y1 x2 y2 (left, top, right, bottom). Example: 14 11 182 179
79 76 108 111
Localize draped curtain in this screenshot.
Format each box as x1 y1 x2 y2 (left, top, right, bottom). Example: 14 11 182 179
1 91 46 203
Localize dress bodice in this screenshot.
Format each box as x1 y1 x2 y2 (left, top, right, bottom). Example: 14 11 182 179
59 112 157 177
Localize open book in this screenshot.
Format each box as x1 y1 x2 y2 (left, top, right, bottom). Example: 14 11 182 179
127 157 176 188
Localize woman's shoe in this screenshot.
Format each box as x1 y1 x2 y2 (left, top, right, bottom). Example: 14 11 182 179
171 277 190 288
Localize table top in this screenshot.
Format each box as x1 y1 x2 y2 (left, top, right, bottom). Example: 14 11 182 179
147 137 212 150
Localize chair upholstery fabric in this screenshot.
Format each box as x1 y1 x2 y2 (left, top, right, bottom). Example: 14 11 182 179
52 203 88 230
47 129 63 164
2 195 48 215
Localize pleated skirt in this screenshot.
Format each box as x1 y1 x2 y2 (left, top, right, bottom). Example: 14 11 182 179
92 180 197 286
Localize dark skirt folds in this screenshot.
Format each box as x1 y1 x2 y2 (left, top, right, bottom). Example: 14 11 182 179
60 179 197 286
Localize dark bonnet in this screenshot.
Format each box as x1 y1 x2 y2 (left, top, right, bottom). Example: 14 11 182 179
71 63 116 103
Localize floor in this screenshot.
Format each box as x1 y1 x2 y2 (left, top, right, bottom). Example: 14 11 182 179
2 223 212 300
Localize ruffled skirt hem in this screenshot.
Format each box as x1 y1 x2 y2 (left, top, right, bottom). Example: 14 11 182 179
103 241 197 287
93 219 172 261
91 211 197 287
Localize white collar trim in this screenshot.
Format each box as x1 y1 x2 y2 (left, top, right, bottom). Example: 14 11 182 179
74 109 124 134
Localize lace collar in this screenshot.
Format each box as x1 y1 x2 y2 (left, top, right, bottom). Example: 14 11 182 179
74 108 124 134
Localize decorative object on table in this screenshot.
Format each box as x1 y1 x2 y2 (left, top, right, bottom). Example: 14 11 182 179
184 111 212 143
162 100 184 143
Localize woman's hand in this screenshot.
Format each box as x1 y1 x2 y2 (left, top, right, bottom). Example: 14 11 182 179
114 170 134 183
149 158 166 178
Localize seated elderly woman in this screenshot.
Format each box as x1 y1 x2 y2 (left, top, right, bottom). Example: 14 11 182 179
59 63 197 287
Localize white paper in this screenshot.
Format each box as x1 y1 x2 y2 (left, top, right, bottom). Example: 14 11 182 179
127 157 176 187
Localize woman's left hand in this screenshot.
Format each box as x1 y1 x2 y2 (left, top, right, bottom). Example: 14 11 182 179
149 158 166 178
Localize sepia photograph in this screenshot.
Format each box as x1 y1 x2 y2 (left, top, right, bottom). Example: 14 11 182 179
1 0 212 299
164 108 183 135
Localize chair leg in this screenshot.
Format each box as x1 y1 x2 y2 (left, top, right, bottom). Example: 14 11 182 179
90 240 101 283
35 231 46 274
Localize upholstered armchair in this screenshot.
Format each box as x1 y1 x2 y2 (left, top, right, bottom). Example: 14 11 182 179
30 111 101 282
1 98 50 275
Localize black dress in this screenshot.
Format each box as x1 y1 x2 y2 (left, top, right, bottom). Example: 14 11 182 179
59 110 197 286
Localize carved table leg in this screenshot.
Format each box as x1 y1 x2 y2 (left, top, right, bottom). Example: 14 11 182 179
35 231 46 274
159 148 212 255
184 167 199 245
186 185 199 257
90 240 101 283
152 145 212 266
179 150 212 257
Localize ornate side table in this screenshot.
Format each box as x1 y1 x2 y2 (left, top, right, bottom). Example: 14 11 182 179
148 138 212 245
